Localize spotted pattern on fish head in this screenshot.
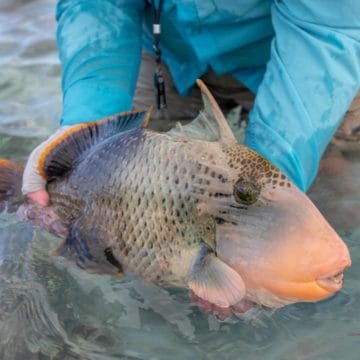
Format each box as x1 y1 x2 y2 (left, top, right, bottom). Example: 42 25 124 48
222 143 292 191
213 142 350 307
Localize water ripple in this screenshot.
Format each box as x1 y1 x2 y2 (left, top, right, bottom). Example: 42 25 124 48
0 1 359 359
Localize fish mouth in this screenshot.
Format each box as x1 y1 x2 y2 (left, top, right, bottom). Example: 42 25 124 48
248 266 350 307
316 268 347 293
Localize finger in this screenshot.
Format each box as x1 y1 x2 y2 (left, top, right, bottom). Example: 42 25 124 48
17 204 68 238
26 189 50 206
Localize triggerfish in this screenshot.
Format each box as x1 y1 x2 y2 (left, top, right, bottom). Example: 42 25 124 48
0 80 351 311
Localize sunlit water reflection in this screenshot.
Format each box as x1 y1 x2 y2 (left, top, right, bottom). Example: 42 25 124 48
0 1 359 359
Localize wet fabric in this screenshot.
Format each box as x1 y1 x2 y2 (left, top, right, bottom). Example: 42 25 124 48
133 52 254 132
56 0 360 191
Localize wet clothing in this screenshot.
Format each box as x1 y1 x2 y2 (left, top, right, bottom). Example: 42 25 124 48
133 52 255 131
56 0 360 191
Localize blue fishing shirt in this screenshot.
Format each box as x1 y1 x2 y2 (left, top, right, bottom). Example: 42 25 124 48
56 0 360 191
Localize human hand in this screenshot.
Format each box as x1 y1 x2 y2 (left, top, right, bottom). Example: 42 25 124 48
26 189 50 206
22 127 72 206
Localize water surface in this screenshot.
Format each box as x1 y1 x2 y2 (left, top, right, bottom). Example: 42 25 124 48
0 1 359 359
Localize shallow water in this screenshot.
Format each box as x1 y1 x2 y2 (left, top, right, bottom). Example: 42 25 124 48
0 1 360 359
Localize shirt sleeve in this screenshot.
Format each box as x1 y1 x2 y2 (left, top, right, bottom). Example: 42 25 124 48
244 0 360 191
56 0 145 125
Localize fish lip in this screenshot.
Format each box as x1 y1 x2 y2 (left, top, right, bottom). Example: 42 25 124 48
315 267 349 293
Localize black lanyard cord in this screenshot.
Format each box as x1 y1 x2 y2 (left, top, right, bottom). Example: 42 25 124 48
152 0 167 110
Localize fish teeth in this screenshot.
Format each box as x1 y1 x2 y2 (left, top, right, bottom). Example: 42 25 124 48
332 273 344 284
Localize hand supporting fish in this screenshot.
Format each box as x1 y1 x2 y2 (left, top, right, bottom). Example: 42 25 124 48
0 80 351 314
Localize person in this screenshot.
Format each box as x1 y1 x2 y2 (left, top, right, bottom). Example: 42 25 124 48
22 0 360 206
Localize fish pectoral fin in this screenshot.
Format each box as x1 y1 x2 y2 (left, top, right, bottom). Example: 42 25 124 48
38 110 149 181
188 248 246 308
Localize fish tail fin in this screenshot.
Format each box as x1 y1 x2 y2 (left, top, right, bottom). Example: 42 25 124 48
0 159 24 213
188 247 246 308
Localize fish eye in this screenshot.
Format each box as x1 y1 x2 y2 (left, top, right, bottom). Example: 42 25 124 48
233 179 260 205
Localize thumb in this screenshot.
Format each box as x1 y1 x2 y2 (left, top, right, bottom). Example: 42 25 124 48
26 189 50 207
22 127 71 203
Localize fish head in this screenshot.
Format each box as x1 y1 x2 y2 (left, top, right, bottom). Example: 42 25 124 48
213 145 351 307
171 79 350 307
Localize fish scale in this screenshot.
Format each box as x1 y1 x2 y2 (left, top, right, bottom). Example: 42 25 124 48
0 80 349 310
49 129 224 285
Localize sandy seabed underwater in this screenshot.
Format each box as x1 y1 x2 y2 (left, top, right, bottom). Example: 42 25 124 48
0 1 360 359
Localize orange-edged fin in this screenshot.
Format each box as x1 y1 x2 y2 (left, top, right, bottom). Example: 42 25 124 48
142 106 153 128
38 110 149 181
188 247 246 308
0 159 24 213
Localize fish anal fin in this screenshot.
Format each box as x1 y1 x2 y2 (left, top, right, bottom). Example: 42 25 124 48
38 109 149 181
50 238 66 257
188 247 245 308
51 223 123 276
104 246 124 276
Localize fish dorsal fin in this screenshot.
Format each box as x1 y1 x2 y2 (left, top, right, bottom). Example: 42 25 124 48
168 112 221 142
38 110 149 180
196 79 237 143
168 79 237 143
